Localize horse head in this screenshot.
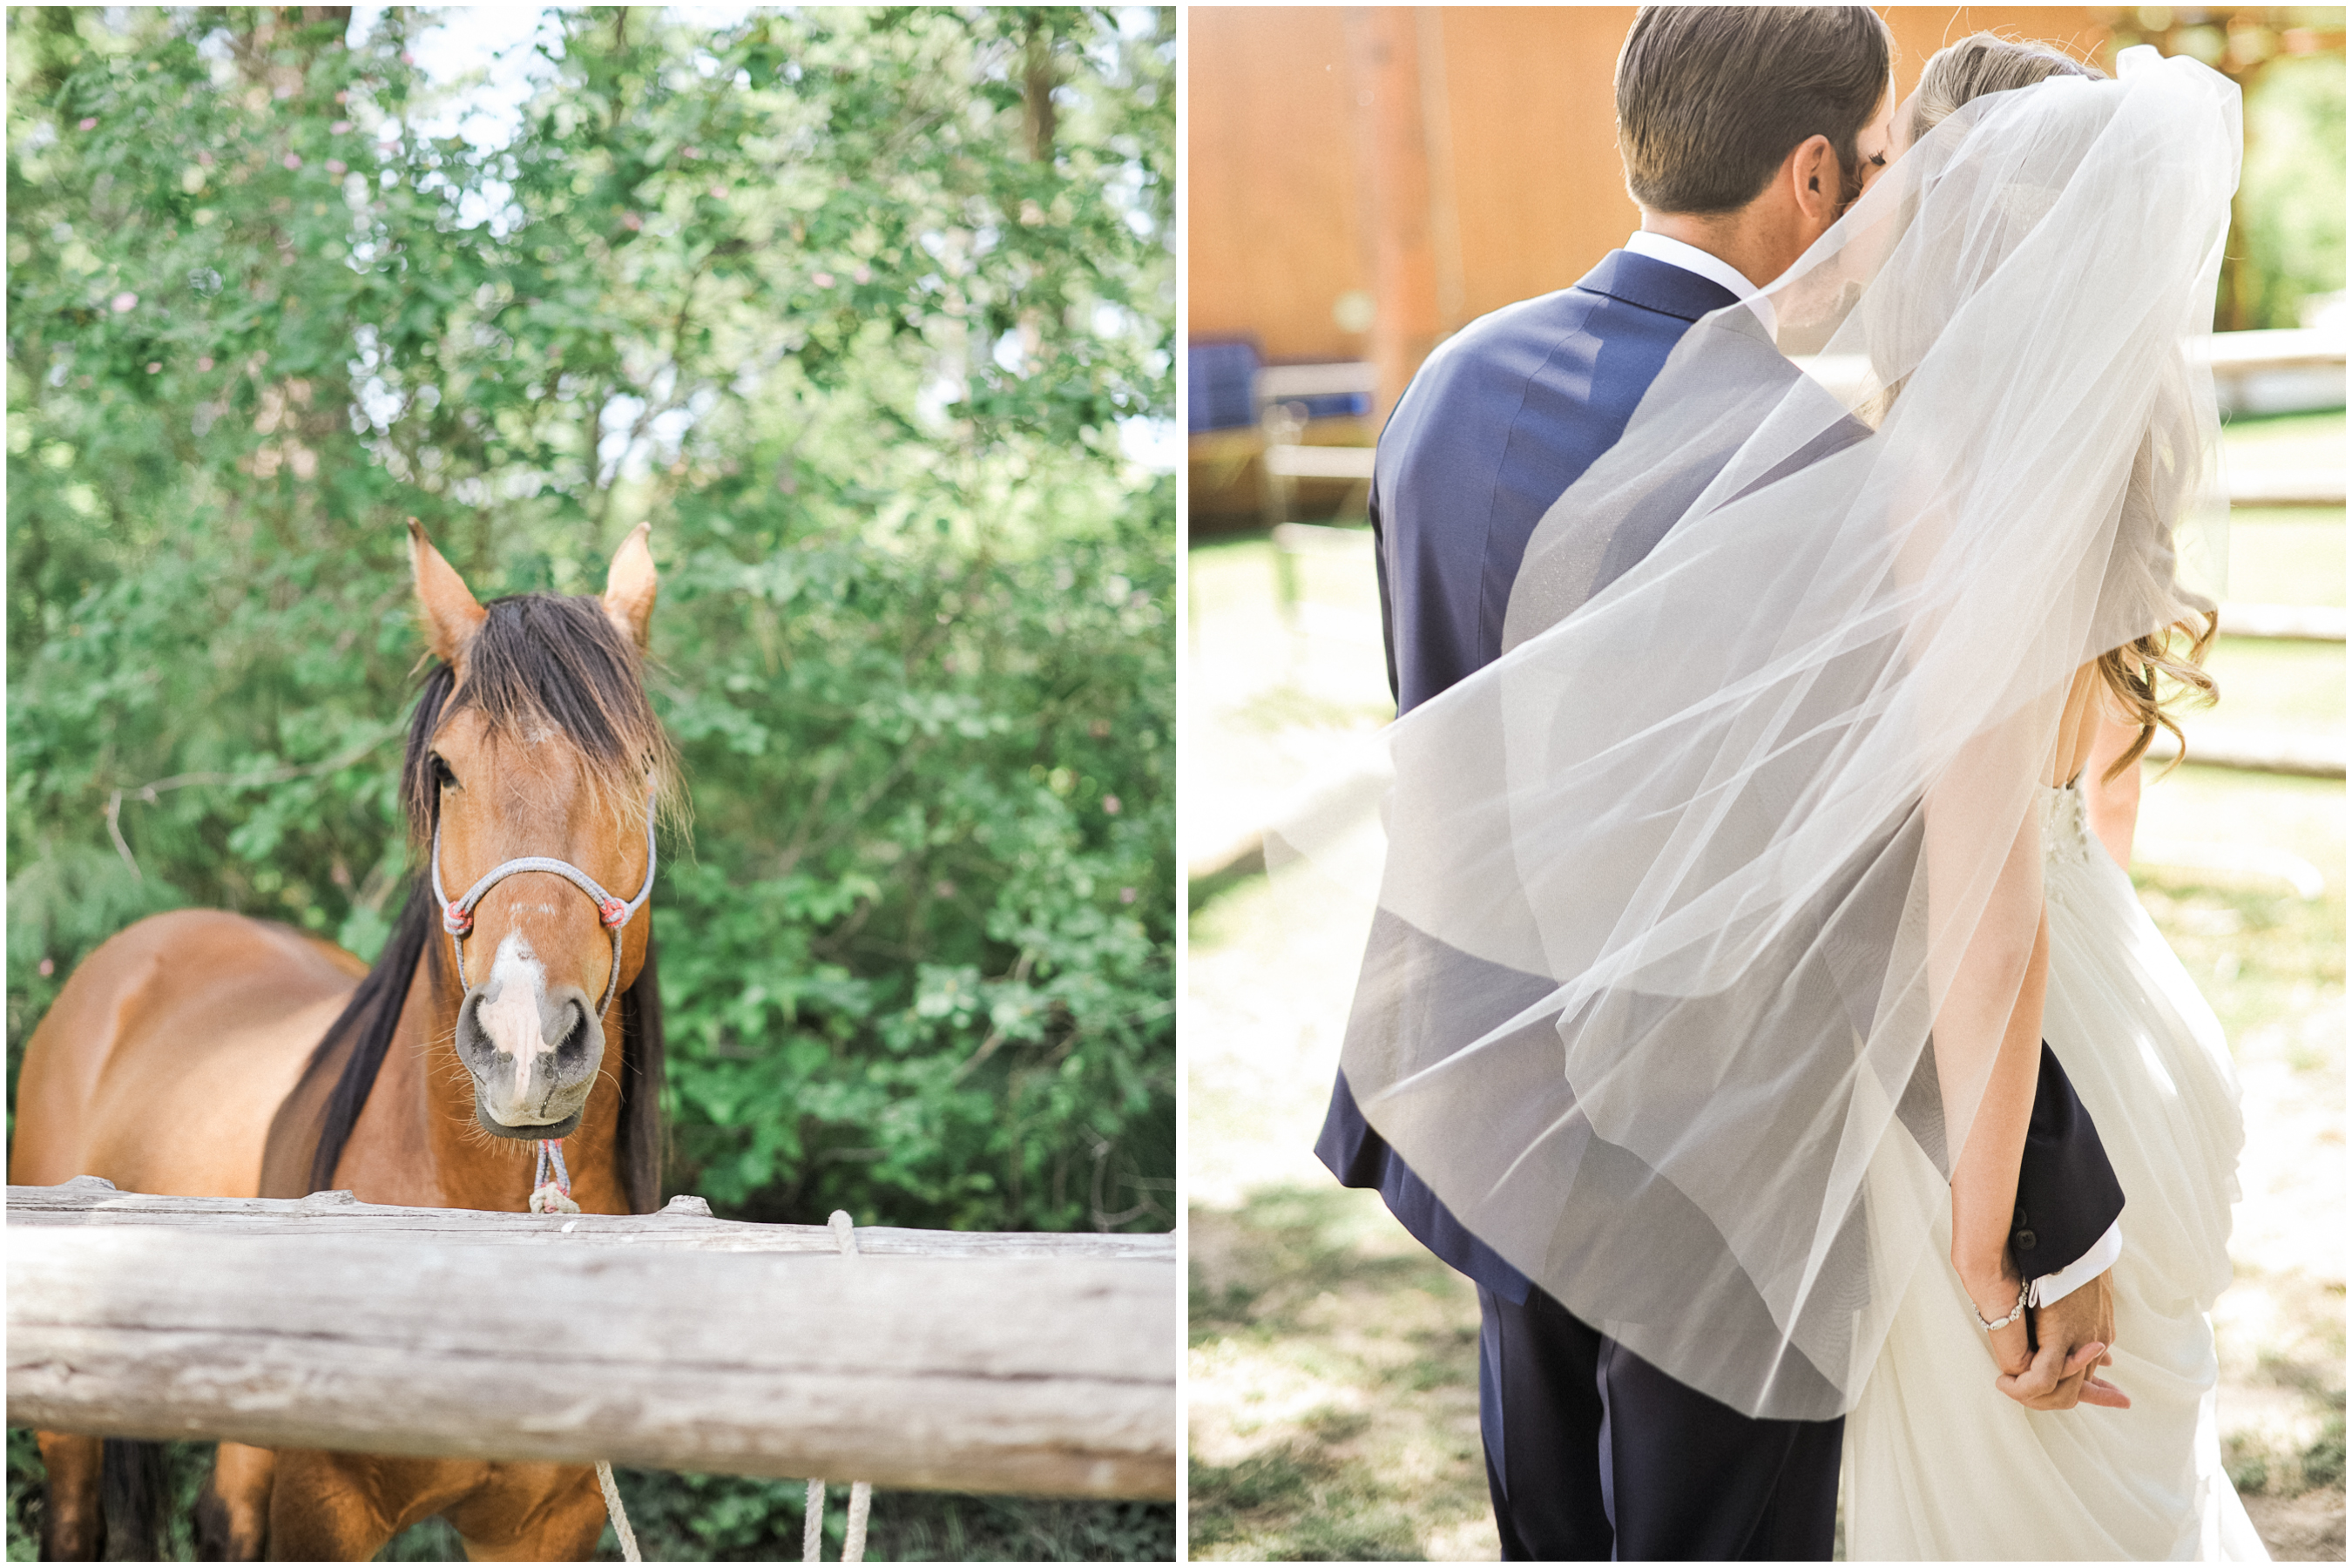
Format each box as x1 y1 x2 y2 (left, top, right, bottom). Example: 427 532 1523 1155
406 521 676 1140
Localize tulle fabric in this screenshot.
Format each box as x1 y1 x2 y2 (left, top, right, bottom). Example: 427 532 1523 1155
1843 785 2262 1560
1271 51 2242 1419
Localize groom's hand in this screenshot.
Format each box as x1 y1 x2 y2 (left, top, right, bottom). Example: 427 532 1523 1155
2014 1267 2129 1411
1985 1268 2127 1411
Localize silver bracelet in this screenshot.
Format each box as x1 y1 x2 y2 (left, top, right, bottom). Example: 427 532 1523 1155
1973 1276 2031 1332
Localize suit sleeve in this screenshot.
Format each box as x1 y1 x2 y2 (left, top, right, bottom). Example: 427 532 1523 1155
2009 1040 2126 1279
1369 474 1402 707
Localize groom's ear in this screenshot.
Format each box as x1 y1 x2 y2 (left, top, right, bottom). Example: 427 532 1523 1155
1789 133 1841 225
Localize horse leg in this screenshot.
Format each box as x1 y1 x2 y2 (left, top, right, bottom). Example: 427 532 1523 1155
262 1450 401 1562
33 1432 103 1561
194 1442 275 1560
443 1463 610 1562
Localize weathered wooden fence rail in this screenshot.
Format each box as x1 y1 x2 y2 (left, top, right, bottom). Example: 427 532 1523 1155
7 1180 1177 1501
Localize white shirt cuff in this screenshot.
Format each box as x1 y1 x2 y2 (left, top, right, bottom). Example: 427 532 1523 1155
2027 1219 2122 1308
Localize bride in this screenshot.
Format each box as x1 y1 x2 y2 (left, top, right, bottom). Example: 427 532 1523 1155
1279 36 2261 1562
1839 36 2262 1560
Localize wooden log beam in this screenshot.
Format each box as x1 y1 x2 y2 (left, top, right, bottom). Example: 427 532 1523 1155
8 1186 1176 1500
9 1178 1174 1261
2220 603 2348 644
2148 727 2346 780
2228 469 2347 509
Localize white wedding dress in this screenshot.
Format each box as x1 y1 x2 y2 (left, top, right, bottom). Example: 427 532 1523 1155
1843 781 2267 1560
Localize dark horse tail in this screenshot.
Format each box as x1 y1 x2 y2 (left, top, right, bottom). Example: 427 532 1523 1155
97 1438 167 1560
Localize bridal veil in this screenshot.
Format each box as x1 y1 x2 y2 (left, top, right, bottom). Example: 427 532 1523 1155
1273 50 2240 1420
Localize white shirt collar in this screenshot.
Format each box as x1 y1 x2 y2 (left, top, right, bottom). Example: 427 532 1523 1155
1623 230 1777 338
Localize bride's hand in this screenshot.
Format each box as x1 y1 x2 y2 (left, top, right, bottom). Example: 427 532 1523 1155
1962 1265 2035 1381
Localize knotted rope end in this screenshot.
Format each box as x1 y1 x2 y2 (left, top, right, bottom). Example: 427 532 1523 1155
531 1139 578 1214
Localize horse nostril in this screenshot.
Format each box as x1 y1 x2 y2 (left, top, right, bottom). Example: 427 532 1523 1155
552 1003 589 1069
456 991 491 1064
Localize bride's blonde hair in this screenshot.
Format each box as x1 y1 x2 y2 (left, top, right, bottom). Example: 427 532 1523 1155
1913 32 2220 780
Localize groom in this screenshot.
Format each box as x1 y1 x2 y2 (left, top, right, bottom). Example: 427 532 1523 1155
1318 8 2128 1559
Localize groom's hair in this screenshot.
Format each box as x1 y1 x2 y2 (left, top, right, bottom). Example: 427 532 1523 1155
1616 6 1893 215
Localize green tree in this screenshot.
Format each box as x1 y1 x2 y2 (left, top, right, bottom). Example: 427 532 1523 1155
2238 50 2348 330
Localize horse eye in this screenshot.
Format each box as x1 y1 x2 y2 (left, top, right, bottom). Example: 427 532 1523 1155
431 754 458 790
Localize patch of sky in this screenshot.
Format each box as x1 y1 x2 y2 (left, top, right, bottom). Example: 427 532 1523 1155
348 7 564 154
667 5 758 33
1085 7 1167 86
916 372 966 433
1119 417 1178 473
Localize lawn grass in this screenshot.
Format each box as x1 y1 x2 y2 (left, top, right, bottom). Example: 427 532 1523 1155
1188 1186 1491 1562
2227 518 2345 608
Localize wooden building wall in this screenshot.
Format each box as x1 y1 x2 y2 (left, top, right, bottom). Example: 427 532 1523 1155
1189 7 2116 384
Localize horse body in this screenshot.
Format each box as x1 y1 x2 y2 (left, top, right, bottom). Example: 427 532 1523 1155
12 524 672 1560
10 912 359 1199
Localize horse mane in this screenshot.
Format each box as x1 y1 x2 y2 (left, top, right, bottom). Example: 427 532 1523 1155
402 592 683 846
257 592 672 1213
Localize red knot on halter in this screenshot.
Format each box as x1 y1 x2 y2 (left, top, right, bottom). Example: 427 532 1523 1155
429 799 659 1018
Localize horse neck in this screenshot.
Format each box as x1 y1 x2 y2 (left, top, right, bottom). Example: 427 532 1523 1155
362 934 631 1214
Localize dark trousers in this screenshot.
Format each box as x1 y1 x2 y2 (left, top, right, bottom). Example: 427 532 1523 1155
1478 1284 1844 1561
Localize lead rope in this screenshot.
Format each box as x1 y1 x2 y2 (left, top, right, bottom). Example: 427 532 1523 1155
597 1462 642 1563
802 1213 873 1564
537 1160 864 1562
529 1142 635 1558
529 1138 581 1216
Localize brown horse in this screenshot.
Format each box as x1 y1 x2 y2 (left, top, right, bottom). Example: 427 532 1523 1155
10 522 679 1560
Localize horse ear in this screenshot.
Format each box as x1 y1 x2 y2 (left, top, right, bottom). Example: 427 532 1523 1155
409 518 486 666
602 522 658 650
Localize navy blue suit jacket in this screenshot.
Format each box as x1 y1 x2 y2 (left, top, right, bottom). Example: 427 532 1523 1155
1315 250 2123 1307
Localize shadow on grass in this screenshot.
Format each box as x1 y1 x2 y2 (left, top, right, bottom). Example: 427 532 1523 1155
1189 1185 1490 1561
1189 1442 1429 1561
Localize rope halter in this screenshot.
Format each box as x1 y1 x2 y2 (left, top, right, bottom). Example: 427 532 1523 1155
430 798 658 1020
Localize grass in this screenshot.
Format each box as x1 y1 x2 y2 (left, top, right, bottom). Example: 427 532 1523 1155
2219 408 2346 466
2218 409 2343 614
2132 766 2345 1040
1187 1187 1491 1561
2228 1399 2347 1502
2203 637 2346 731
2227 519 2346 608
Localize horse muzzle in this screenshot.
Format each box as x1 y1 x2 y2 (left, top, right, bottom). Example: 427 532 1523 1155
454 963 605 1139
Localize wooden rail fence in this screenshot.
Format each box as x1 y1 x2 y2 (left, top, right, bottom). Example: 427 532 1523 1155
7 1179 1177 1501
